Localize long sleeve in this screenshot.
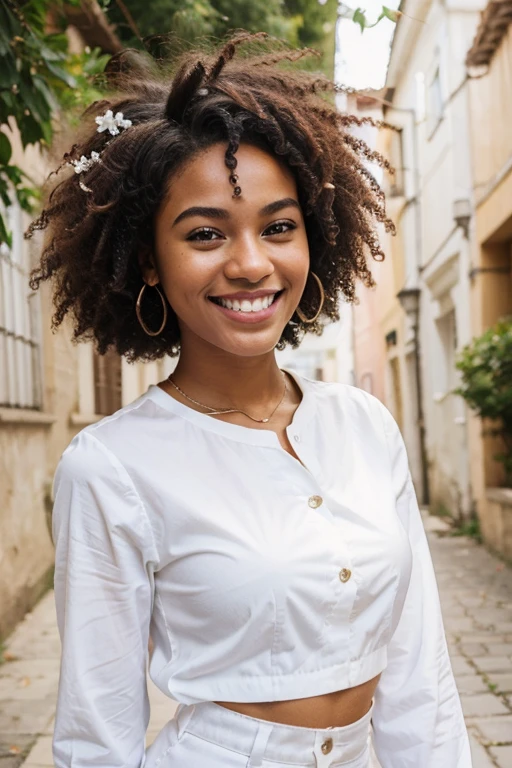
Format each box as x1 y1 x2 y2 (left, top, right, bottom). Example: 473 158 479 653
372 404 472 768
52 430 159 768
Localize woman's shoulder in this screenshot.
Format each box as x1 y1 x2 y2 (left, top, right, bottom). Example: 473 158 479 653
56 389 161 480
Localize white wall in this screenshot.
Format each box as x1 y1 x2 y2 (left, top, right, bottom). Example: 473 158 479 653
386 0 484 517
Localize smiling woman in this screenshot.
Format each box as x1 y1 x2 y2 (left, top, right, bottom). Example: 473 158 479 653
142 144 310 358
26 33 394 362
26 32 471 768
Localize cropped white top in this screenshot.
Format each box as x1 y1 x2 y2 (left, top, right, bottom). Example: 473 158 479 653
51 369 471 768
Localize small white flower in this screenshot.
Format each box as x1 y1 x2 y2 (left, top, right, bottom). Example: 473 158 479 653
114 111 132 130
95 109 132 135
95 109 117 134
72 155 91 173
69 151 102 174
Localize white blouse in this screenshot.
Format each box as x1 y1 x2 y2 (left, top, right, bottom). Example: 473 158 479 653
51 368 471 768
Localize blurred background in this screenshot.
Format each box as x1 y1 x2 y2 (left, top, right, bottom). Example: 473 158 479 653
0 1 511 766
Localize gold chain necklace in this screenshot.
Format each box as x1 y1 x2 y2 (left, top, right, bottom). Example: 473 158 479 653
166 371 287 424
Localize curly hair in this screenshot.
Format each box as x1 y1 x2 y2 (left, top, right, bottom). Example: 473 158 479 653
27 32 395 362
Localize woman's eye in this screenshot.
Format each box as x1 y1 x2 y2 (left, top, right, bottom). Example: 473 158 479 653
187 228 223 242
264 221 297 237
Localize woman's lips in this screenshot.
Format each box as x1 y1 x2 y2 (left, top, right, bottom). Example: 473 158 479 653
208 291 284 324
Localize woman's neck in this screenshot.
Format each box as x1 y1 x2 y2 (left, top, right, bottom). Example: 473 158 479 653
170 346 285 413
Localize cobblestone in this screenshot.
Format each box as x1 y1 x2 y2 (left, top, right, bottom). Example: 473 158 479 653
0 512 511 767
456 675 491 694
489 745 512 765
460 693 510 717
472 714 512 744
468 733 497 768
474 657 512 674
487 674 512 693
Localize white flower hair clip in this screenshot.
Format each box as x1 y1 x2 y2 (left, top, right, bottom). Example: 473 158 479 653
95 109 132 136
67 109 133 192
70 151 102 174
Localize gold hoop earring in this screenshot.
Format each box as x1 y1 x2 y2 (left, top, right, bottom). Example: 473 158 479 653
136 283 168 336
295 272 325 324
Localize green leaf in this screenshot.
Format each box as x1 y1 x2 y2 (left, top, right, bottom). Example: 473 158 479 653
44 58 77 88
0 213 12 248
18 76 52 123
352 8 367 32
380 6 401 23
0 133 12 165
0 51 19 89
3 163 24 186
0 1 20 46
17 113 45 148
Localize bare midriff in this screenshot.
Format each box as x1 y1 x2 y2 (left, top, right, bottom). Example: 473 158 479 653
214 673 380 728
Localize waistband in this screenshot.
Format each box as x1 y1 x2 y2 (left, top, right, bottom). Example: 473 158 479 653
175 700 373 766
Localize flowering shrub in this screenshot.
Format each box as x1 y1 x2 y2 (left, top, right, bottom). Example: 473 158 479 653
455 318 512 486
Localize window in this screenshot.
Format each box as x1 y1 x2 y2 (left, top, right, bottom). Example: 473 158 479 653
435 307 457 395
389 129 405 197
415 72 426 123
427 66 444 135
0 197 42 409
93 347 122 415
388 356 404 431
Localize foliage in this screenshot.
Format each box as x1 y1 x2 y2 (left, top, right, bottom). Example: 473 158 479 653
335 3 400 33
454 318 512 486
0 0 109 245
106 0 341 75
0 0 397 245
450 516 482 543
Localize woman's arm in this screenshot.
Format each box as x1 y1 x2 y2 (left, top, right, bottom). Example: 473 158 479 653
52 430 159 768
372 403 472 768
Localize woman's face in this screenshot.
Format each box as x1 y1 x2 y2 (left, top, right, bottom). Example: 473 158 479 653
146 142 310 358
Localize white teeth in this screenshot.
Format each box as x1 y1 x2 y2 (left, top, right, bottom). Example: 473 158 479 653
217 293 277 312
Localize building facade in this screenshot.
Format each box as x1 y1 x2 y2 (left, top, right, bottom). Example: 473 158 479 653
353 0 487 514
465 0 512 555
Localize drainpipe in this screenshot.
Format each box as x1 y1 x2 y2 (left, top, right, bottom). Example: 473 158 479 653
397 287 430 505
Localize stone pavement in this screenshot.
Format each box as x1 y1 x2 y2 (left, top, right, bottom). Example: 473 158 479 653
0 513 511 767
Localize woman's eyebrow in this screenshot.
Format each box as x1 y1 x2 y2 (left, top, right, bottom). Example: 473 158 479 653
172 197 301 227
260 198 301 216
173 207 229 227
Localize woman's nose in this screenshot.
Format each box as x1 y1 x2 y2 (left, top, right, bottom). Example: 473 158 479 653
224 236 275 283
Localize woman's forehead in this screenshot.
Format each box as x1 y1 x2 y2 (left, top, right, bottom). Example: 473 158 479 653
161 143 299 218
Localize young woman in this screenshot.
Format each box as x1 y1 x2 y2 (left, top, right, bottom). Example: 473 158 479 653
28 34 471 768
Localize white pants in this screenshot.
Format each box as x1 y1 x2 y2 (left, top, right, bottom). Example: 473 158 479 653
144 700 374 768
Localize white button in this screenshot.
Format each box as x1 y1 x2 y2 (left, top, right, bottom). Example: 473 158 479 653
293 435 300 442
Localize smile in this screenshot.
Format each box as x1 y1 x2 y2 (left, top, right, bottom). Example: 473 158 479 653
207 290 285 323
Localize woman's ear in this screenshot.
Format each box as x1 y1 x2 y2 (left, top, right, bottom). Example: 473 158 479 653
138 246 159 286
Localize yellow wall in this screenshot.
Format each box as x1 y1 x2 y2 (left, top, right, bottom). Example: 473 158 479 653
352 125 408 424
467 26 512 550
470 26 512 196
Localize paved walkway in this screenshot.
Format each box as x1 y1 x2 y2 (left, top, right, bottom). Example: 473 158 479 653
0 514 511 767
